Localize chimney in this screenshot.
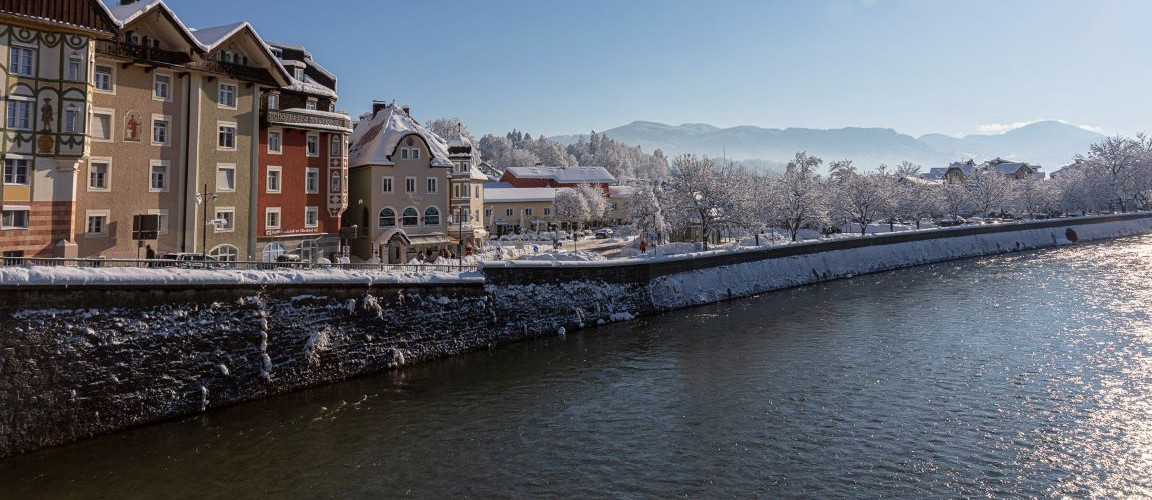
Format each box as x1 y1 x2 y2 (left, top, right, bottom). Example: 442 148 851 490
371 100 388 115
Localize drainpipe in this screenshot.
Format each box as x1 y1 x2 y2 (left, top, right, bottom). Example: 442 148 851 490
247 88 261 260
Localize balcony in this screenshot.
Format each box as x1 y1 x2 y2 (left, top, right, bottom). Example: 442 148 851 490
189 59 279 86
95 39 191 66
263 108 352 133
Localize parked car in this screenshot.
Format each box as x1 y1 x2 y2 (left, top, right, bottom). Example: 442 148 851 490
159 253 222 269
594 228 615 239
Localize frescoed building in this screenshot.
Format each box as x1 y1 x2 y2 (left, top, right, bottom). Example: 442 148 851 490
0 1 117 258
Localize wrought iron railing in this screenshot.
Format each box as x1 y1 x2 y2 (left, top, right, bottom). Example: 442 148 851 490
264 109 352 131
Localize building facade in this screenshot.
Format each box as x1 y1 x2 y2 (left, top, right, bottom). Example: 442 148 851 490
0 1 117 258
256 41 350 262
346 102 452 263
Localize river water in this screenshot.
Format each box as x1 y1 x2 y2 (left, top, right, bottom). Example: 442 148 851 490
3 235 1152 498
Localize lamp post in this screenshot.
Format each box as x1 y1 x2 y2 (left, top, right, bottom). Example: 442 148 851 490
198 182 218 256
453 205 471 270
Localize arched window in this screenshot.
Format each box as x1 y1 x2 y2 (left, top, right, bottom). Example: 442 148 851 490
209 244 239 262
402 207 419 227
262 242 286 262
378 207 396 227
330 170 341 193
423 206 440 226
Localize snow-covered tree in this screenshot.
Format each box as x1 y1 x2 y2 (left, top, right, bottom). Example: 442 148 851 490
628 182 670 245
577 183 609 224
773 152 828 241
1012 175 1053 219
1075 135 1147 212
966 168 1013 217
552 188 590 249
939 180 972 222
828 161 896 235
662 154 753 249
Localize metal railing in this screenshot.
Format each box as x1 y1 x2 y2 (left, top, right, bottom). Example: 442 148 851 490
0 257 477 274
94 39 192 66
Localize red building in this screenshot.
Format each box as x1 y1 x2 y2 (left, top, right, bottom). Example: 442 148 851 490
498 165 617 195
256 42 351 262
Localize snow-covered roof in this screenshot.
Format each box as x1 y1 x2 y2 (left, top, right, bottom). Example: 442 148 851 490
468 166 489 181
504 166 617 185
270 107 352 133
990 162 1034 174
608 185 636 198
484 187 561 203
189 22 291 87
106 0 207 51
286 75 337 99
189 22 245 47
347 104 453 169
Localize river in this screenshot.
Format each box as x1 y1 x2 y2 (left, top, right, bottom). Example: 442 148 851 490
3 235 1152 498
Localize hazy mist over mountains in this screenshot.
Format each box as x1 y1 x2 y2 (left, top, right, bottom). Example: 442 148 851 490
552 120 1104 172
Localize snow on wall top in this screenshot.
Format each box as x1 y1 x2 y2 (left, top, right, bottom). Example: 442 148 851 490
348 104 453 168
505 166 618 185
0 265 482 287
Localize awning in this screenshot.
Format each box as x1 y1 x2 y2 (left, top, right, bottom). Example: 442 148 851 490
407 234 451 247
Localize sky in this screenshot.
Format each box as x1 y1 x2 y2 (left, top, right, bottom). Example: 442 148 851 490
155 0 1152 139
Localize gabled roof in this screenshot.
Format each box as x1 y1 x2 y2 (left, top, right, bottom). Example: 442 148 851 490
189 21 291 87
107 0 206 52
347 104 453 169
504 166 617 185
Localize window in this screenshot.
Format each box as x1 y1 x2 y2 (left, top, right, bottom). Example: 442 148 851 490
268 129 282 154
218 83 237 108
262 242 286 262
85 211 109 237
306 168 319 194
214 208 235 232
378 208 396 227
306 98 317 111
152 115 170 145
299 241 318 262
544 207 551 216
330 170 342 193
405 177 416 193
427 177 438 194
91 111 112 141
294 67 304 81
505 208 513 217
524 208 534 216
306 134 318 156
4 159 30 185
94 65 113 92
401 148 408 160
330 135 343 156
476 186 481 199
67 56 82 81
6 99 32 130
209 244 238 261
153 73 171 100
150 161 169 192
305 206 318 228
218 123 236 149
412 148 420 159
402 207 418 226
147 209 169 235
266 166 281 193
266 93 279 110
381 176 393 194
1 208 29 229
423 207 440 226
265 207 280 229
64 104 80 133
216 164 236 192
88 160 109 191
9 46 34 76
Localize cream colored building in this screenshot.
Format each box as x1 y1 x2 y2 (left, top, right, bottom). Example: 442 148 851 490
346 103 453 263
483 186 558 236
446 129 487 249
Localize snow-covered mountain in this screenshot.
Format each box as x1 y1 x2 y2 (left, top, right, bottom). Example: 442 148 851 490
552 120 1104 171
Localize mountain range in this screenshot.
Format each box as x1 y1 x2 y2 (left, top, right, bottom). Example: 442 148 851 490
552 120 1105 172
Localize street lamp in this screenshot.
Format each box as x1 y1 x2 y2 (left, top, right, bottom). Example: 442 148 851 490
197 182 218 256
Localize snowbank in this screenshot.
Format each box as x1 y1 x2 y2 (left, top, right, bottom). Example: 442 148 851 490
0 265 483 287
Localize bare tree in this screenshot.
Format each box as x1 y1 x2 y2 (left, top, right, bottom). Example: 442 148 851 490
1076 134 1146 212
552 188 589 249
966 168 1013 217
829 163 896 235
663 154 752 250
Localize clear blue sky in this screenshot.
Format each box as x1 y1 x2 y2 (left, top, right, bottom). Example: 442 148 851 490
158 0 1152 139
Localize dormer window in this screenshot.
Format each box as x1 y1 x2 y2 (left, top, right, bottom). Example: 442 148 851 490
222 51 233 63
294 68 304 81
271 48 283 59
125 31 139 44
306 98 317 111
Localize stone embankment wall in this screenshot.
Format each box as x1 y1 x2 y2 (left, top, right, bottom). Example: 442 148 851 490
2 214 1150 457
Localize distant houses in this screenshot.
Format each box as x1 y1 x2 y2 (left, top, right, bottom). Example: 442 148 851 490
922 158 1043 183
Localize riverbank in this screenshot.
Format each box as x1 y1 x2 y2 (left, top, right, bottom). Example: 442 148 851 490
2 213 1150 458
